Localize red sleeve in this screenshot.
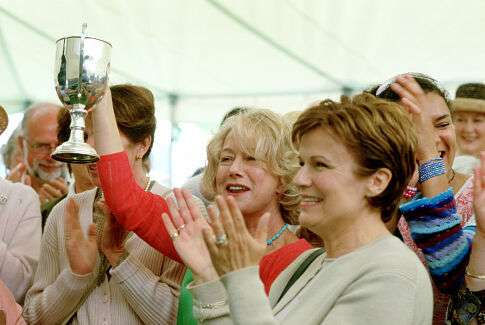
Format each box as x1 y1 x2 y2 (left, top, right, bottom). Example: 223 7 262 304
259 239 313 295
97 151 181 263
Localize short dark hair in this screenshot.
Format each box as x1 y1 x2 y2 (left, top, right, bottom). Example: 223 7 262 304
57 107 71 144
368 73 452 113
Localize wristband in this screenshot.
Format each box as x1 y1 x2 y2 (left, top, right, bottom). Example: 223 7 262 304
418 157 446 183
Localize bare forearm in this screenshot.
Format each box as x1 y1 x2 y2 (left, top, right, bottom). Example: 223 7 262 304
93 90 123 155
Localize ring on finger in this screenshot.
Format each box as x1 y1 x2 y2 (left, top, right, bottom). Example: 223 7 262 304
169 231 179 241
177 224 186 232
215 233 228 246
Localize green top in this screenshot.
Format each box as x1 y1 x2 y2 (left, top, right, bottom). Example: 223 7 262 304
177 269 197 325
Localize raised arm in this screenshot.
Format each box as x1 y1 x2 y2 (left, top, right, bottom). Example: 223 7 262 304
97 152 181 262
92 88 181 262
392 75 473 294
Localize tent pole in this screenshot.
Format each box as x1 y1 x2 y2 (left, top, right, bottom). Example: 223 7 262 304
168 93 179 188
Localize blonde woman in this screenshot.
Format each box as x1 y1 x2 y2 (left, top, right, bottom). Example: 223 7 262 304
164 93 433 324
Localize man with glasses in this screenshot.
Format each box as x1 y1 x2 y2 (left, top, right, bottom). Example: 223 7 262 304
10 103 69 210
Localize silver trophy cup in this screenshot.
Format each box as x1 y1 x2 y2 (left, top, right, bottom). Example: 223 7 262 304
51 33 111 163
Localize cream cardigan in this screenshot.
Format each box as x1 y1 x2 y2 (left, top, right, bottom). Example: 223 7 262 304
0 178 41 304
23 182 195 325
190 235 433 324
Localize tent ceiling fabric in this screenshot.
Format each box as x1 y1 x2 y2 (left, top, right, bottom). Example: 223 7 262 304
0 0 484 123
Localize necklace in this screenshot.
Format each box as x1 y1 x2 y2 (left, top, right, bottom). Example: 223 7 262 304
266 223 289 246
144 176 151 191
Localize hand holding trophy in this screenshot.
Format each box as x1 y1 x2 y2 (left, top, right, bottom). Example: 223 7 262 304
52 24 111 163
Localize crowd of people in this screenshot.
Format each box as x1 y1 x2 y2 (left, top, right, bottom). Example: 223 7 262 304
0 74 484 324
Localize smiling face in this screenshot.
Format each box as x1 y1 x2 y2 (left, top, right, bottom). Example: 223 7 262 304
416 92 456 170
215 131 281 217
294 127 370 234
454 111 485 156
21 104 65 182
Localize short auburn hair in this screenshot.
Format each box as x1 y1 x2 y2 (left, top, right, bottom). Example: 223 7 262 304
292 93 417 222
110 84 156 160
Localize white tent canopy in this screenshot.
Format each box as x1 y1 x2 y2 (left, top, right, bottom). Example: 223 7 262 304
0 0 484 184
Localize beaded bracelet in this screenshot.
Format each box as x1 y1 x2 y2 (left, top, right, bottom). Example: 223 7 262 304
403 186 418 199
418 157 446 184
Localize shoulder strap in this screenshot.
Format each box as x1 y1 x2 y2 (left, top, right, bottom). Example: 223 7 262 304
276 248 324 304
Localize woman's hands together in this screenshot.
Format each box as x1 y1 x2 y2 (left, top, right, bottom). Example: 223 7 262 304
162 189 218 283
203 195 269 276
162 189 270 283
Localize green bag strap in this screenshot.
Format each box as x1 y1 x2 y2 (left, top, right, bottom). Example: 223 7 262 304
177 269 197 325
277 249 324 305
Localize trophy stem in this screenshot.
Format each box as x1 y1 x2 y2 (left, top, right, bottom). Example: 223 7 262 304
69 104 87 143
51 104 99 163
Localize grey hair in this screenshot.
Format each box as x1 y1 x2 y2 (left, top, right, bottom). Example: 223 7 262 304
20 102 61 138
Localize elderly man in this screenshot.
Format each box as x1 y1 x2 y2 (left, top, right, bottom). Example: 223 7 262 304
8 103 69 209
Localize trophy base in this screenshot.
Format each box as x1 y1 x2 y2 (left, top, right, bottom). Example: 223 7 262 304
51 142 99 164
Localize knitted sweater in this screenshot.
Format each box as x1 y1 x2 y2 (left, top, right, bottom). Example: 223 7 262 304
0 178 41 303
23 184 185 325
189 235 433 324
398 179 474 324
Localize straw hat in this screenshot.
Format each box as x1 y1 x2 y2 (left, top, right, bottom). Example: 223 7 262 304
452 83 485 114
0 105 8 135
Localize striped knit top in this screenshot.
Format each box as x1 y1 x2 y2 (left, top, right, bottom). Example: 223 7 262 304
398 177 474 324
23 183 186 325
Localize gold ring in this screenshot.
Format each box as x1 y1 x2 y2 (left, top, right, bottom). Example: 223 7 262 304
169 231 179 241
177 224 186 232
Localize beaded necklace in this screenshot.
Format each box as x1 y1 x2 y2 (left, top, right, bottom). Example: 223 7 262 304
266 223 289 246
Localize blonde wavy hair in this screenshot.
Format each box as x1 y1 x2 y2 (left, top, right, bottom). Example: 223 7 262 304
201 108 299 224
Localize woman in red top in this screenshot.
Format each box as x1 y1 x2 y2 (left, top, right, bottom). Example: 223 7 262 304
92 88 312 294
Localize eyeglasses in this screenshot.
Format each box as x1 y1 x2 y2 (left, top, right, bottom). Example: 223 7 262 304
23 138 58 155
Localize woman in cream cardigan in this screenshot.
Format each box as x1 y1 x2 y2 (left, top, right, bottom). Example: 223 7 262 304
163 93 434 324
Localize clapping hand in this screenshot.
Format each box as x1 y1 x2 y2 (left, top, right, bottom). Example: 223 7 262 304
6 162 31 185
161 188 218 283
202 195 269 276
98 201 128 267
474 152 485 236
39 177 68 205
65 198 98 275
